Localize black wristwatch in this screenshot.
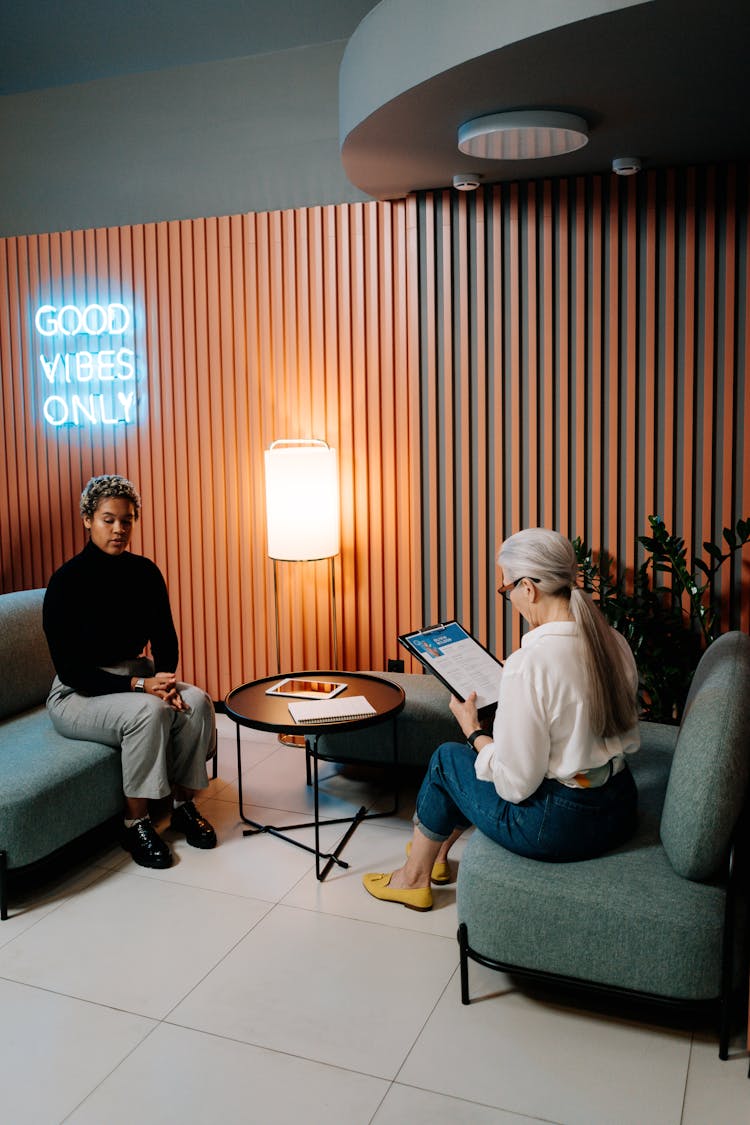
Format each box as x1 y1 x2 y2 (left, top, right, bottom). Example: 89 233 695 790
466 729 486 749
134 677 146 693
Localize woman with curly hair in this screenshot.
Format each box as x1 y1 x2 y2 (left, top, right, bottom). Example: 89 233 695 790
43 474 217 869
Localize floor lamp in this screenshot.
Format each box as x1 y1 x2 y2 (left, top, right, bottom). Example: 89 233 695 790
264 439 340 680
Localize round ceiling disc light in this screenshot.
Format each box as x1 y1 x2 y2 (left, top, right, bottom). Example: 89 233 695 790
458 110 589 161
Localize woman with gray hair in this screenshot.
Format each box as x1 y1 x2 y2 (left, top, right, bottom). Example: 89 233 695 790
43 474 217 870
364 528 640 911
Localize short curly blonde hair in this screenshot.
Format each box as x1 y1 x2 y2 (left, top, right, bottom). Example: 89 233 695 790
79 475 141 521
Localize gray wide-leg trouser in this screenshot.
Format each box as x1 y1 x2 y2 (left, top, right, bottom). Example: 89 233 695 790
47 671 215 800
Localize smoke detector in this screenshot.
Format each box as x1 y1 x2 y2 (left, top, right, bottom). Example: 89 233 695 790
612 156 642 176
453 172 482 191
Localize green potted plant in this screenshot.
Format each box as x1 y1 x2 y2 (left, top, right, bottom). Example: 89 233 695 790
574 516 750 723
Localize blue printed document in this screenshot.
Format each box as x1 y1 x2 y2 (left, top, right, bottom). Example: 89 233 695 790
398 621 503 711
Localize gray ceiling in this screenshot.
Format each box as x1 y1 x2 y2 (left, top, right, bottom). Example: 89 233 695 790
0 0 379 95
2 1 748 198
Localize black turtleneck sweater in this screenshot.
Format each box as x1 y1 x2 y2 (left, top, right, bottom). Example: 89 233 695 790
43 539 179 696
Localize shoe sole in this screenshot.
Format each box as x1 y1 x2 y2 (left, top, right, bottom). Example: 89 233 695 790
123 847 173 869
170 820 217 849
181 835 217 849
367 893 433 912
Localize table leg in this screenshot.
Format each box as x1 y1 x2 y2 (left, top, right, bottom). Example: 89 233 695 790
233 715 402 880
312 719 402 880
234 722 349 868
311 733 367 880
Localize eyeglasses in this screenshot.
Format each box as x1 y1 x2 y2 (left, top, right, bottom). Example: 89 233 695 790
497 576 541 600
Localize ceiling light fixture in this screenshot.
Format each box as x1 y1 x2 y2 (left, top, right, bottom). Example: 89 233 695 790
458 110 589 161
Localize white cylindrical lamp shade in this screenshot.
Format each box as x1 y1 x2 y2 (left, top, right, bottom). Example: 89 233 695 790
264 442 340 560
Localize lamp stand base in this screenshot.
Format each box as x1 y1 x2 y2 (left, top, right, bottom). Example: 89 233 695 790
278 733 306 748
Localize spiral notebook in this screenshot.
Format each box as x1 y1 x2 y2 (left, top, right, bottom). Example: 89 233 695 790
287 695 376 724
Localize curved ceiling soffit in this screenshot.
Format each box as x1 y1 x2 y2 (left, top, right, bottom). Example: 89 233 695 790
339 0 749 199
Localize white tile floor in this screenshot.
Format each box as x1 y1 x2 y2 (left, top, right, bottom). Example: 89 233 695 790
1 714 747 1124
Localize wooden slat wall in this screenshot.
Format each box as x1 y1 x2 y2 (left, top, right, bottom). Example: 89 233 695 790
0 201 422 699
415 163 750 656
1 162 748 697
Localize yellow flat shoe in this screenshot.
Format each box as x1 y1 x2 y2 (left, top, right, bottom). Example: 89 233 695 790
362 872 433 911
406 841 453 885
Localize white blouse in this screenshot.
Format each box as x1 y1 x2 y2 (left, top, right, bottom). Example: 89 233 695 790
474 621 640 803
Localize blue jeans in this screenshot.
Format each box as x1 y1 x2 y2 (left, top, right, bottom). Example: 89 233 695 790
415 742 638 862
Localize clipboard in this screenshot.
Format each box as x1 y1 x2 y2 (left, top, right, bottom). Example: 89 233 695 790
398 620 503 712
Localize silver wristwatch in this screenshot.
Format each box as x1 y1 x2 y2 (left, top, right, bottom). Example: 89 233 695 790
134 677 146 692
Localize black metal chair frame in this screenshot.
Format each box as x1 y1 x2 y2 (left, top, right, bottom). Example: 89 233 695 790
458 820 749 1073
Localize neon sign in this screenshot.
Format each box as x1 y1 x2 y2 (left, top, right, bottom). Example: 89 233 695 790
34 301 142 427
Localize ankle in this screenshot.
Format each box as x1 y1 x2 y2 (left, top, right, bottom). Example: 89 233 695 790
392 866 431 890
124 815 149 829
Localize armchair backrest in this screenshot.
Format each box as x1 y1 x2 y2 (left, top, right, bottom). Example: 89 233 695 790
660 630 750 880
0 588 55 720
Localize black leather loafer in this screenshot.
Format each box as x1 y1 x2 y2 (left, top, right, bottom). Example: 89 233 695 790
170 800 217 849
122 818 173 869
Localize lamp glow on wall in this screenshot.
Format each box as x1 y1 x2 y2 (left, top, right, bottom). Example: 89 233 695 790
264 439 340 672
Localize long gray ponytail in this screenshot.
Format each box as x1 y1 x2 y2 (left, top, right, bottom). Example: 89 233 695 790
498 529 638 737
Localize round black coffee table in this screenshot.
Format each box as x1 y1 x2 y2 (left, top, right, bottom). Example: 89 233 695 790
225 671 405 880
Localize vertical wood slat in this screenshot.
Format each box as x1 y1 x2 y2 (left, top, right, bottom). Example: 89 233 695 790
508 184 522 652
457 194 472 624
490 189 505 658
681 170 697 591
662 171 676 532
643 175 657 526
405 196 424 660
701 168 717 597
441 191 456 620
541 182 554 532
606 178 620 570
526 183 539 530
590 177 603 549
365 203 385 670
624 177 638 579
720 168 737 632
574 178 586 540
474 193 489 643
423 194 440 633
558 181 570 541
